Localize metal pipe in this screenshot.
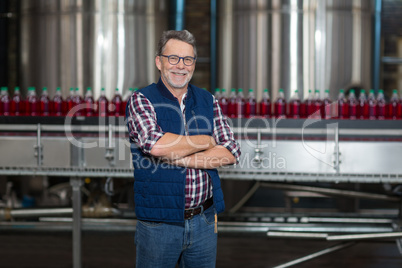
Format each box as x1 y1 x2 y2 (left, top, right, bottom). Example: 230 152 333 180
210 0 217 91
35 123 42 166
272 242 356 268
373 0 382 92
260 182 401 202
334 125 340 174
0 207 120 221
170 0 185 30
70 177 83 268
327 232 402 241
267 231 328 239
9 208 72 218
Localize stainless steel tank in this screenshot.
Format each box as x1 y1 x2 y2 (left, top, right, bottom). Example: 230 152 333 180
19 0 168 99
217 0 374 101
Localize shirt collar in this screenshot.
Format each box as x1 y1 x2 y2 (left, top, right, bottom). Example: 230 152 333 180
156 77 193 103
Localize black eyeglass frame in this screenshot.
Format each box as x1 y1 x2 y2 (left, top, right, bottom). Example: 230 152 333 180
160 54 196 66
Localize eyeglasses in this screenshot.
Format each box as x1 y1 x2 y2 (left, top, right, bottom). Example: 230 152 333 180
160 54 196 66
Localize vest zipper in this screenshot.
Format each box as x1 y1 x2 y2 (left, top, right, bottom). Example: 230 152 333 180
191 110 200 134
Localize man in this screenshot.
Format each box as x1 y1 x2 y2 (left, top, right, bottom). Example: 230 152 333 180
126 30 240 268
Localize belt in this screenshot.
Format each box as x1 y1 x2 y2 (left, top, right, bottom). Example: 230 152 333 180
184 197 213 220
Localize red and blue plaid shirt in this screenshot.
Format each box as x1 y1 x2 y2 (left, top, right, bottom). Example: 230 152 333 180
127 90 240 209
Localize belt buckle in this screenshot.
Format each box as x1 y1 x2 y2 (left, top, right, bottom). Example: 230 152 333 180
189 210 194 219
185 208 195 220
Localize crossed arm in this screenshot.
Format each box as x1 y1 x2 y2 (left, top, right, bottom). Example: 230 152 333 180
127 91 240 170
150 133 236 169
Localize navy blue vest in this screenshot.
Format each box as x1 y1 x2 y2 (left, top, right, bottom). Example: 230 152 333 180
127 79 225 222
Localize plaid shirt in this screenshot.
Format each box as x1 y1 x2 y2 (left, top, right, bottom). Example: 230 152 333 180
127 90 241 209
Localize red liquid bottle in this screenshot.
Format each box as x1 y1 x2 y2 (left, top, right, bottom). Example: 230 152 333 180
274 88 286 118
228 88 237 118
214 88 221 103
97 87 109 117
52 87 65 116
84 87 95 117
72 88 83 116
219 88 229 116
357 89 368 119
311 89 322 119
0 87 11 116
388 89 402 120
122 87 135 116
236 88 245 118
259 88 271 118
111 88 123 116
288 89 301 119
39 87 50 116
321 89 332 119
10 86 23 116
376 89 386 120
26 87 39 116
348 89 358 120
302 89 314 118
65 87 75 116
244 89 257 118
337 89 348 119
367 89 377 120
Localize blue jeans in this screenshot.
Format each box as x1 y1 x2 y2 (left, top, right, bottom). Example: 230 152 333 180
135 205 218 268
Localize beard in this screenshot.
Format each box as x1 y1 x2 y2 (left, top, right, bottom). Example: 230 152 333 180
162 69 194 89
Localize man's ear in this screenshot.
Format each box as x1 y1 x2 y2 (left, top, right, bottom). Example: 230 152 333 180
155 56 162 71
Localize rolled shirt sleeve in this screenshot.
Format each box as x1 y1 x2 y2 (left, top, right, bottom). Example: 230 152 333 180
212 96 241 164
126 91 164 154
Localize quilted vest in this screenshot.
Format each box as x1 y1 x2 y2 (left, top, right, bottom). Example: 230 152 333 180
127 78 225 222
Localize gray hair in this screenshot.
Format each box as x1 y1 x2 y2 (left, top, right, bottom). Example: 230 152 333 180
156 30 197 58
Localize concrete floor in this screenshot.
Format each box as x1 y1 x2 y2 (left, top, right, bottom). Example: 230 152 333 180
0 232 401 268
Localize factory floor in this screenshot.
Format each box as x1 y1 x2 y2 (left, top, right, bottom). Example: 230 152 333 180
0 231 401 268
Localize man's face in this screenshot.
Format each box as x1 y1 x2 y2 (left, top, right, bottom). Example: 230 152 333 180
156 39 196 91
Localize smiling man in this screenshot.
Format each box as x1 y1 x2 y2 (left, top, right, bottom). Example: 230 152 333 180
126 30 241 267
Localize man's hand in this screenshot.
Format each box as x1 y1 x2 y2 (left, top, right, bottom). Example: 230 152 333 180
150 133 216 160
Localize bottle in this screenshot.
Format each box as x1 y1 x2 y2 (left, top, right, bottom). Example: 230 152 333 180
65 87 75 115
244 89 257 118
337 89 348 119
52 87 65 116
97 87 109 117
26 87 39 116
122 87 135 116
357 89 368 119
84 87 95 117
376 89 386 120
39 87 51 116
11 86 23 116
320 89 332 119
288 89 301 119
219 88 229 116
388 89 402 120
213 88 221 101
367 89 377 120
302 89 314 118
274 88 286 118
111 88 123 116
259 88 271 118
236 88 245 118
348 89 358 120
72 88 83 116
228 88 237 118
312 89 322 119
0 87 11 116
